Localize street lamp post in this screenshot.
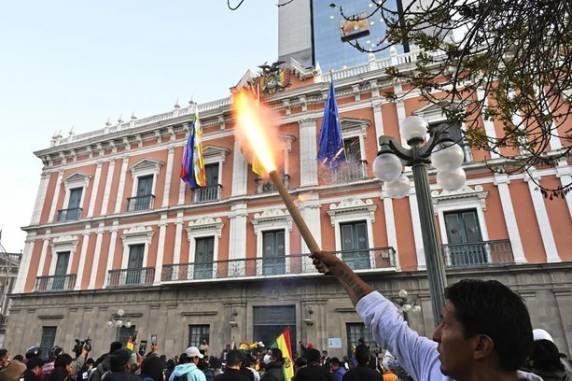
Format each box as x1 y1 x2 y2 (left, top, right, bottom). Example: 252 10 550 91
373 116 466 323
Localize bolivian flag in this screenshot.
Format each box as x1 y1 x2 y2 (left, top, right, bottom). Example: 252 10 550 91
274 329 294 381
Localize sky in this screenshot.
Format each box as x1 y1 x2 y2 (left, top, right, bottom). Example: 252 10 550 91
0 1 278 252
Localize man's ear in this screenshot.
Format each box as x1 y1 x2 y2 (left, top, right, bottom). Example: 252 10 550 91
473 335 495 360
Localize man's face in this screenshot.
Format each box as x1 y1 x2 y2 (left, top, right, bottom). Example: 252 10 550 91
432 301 477 378
191 357 200 365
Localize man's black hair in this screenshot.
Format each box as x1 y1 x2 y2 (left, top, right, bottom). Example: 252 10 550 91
13 355 24 362
226 350 243 367
0 349 7 359
27 357 44 370
445 279 533 372
109 341 122 354
304 348 321 364
355 345 370 366
330 357 341 367
530 339 564 372
271 348 283 362
54 353 73 368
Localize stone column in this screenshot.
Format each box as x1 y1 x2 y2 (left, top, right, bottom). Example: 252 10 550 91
231 141 248 196
494 175 526 263
100 159 116 215
48 170 64 222
13 233 37 293
228 203 247 276
556 161 572 220
372 101 384 150
162 145 175 208
103 220 119 287
383 195 399 268
36 233 51 279
300 193 321 271
88 223 105 289
114 156 130 214
477 89 500 159
154 214 168 284
75 224 92 290
30 171 50 225
87 161 103 217
299 119 318 187
525 171 560 262
173 213 184 264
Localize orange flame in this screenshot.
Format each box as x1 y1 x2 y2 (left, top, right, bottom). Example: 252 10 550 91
231 89 283 175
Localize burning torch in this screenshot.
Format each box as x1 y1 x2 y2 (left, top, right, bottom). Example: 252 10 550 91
232 90 321 255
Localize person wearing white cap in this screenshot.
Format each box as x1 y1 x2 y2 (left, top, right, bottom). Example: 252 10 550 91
533 329 554 343
168 346 206 381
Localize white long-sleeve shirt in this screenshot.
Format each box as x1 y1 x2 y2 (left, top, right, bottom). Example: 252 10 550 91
356 291 543 381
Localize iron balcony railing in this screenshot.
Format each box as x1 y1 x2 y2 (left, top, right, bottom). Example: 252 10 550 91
106 267 155 288
162 247 395 282
333 160 368 184
194 185 222 203
34 274 76 292
127 194 155 212
57 208 82 222
442 239 514 268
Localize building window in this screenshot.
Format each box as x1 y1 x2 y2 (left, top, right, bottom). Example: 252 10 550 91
194 237 215 280
52 251 70 290
346 323 378 357
253 306 296 348
117 325 136 346
194 163 221 202
129 174 155 211
125 244 145 284
262 230 286 275
443 209 487 266
59 172 90 222
40 326 57 360
340 221 370 270
189 325 210 348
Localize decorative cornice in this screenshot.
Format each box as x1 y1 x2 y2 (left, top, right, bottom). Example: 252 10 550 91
327 198 377 225
431 185 488 210
187 217 224 238
251 208 292 231
122 226 154 242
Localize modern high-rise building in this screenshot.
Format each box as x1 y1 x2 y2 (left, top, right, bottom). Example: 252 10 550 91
279 0 405 71
6 51 572 359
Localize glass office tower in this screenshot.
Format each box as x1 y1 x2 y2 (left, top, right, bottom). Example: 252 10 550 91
312 0 404 72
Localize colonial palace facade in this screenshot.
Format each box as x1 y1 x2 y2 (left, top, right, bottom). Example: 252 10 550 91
6 52 572 359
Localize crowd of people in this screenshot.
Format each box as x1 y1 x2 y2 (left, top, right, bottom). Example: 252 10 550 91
0 329 569 381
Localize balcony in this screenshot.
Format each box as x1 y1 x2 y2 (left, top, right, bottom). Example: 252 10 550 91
106 268 155 288
162 247 395 283
256 174 290 194
193 185 222 203
442 239 514 268
127 194 155 212
34 274 76 292
57 208 82 222
332 160 368 184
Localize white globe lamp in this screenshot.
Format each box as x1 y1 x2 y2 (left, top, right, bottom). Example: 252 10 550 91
373 153 402 182
384 175 410 199
431 142 464 171
437 168 466 191
401 116 429 144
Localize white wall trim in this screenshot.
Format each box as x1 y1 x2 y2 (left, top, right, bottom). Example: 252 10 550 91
103 221 119 286
114 157 130 214
74 225 91 290
161 146 175 208
525 172 560 262
299 119 318 186
88 223 105 289
408 192 426 270
154 214 168 284
494 175 526 263
48 171 64 222
31 172 50 225
87 162 103 217
100 159 116 215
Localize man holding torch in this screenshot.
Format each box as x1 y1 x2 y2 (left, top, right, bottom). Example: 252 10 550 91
232 89 539 381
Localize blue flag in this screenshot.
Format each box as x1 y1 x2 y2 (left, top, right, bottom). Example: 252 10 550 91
317 80 345 169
